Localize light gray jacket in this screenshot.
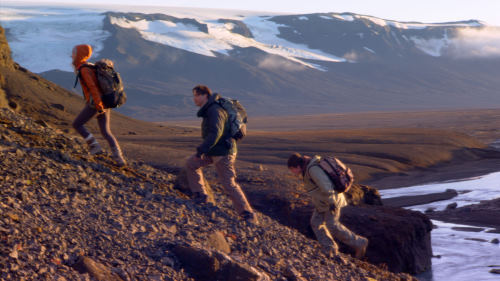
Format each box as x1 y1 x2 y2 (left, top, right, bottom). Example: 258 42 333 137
304 156 347 213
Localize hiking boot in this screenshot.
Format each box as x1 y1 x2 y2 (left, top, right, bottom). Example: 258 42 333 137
322 245 339 258
111 146 126 166
354 237 369 259
89 142 103 155
85 134 103 155
241 211 259 225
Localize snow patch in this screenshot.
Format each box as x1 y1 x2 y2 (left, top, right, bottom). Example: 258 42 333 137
223 22 236 31
319 15 332 20
0 6 109 73
111 15 345 70
363 47 375 53
332 14 354 22
257 55 305 71
298 16 309 21
242 16 346 69
356 14 484 30
110 17 227 57
357 15 387 27
410 35 450 57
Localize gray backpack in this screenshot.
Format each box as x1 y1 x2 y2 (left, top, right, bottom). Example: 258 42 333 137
215 95 247 141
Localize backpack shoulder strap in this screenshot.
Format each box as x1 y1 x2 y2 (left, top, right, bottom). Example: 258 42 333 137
73 63 94 88
307 159 337 189
306 162 320 185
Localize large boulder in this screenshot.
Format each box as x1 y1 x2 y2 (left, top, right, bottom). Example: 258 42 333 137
173 244 269 281
341 205 432 274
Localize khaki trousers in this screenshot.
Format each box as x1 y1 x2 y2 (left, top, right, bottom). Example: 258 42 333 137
310 208 363 254
185 153 253 215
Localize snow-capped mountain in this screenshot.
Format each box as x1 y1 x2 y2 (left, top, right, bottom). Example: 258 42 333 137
1 4 500 120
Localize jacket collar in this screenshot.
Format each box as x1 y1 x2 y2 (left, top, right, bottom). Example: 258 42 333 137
304 155 321 176
197 93 220 117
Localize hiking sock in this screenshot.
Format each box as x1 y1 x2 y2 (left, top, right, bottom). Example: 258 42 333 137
84 133 98 145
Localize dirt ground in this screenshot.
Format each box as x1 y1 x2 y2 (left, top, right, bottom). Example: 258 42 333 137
127 108 500 189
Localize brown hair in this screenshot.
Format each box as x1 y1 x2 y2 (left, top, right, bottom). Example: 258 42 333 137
192 85 212 97
287 152 305 168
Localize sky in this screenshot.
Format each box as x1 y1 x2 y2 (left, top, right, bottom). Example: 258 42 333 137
3 0 500 26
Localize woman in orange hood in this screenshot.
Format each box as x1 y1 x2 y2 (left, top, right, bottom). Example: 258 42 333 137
71 44 126 166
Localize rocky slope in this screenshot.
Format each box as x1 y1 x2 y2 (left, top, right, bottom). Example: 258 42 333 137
0 107 417 280
0 23 436 278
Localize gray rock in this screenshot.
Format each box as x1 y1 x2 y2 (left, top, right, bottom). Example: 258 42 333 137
445 202 458 210
173 244 269 281
207 231 231 254
9 248 18 259
72 256 124 281
161 256 175 267
50 104 65 111
283 266 306 281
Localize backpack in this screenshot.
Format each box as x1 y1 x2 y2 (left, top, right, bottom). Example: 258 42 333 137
74 59 127 108
314 156 354 193
215 94 247 141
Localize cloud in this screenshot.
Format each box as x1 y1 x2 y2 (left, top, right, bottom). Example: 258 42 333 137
342 51 358 62
257 55 306 71
447 27 500 58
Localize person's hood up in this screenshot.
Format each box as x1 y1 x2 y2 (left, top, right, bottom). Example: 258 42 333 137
72 44 92 68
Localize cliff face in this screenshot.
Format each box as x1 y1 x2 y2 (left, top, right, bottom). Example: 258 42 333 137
0 26 13 69
0 26 12 109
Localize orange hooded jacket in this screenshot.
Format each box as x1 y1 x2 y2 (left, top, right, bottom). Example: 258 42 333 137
72 44 104 111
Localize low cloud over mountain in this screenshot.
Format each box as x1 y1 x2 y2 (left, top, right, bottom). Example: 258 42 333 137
448 27 500 58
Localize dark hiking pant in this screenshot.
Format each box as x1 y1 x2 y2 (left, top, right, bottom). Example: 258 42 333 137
72 105 119 149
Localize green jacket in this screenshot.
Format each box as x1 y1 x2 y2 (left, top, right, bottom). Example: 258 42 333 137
304 156 347 213
196 94 236 157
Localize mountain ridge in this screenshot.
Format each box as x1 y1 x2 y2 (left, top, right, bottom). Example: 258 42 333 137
2 4 500 120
